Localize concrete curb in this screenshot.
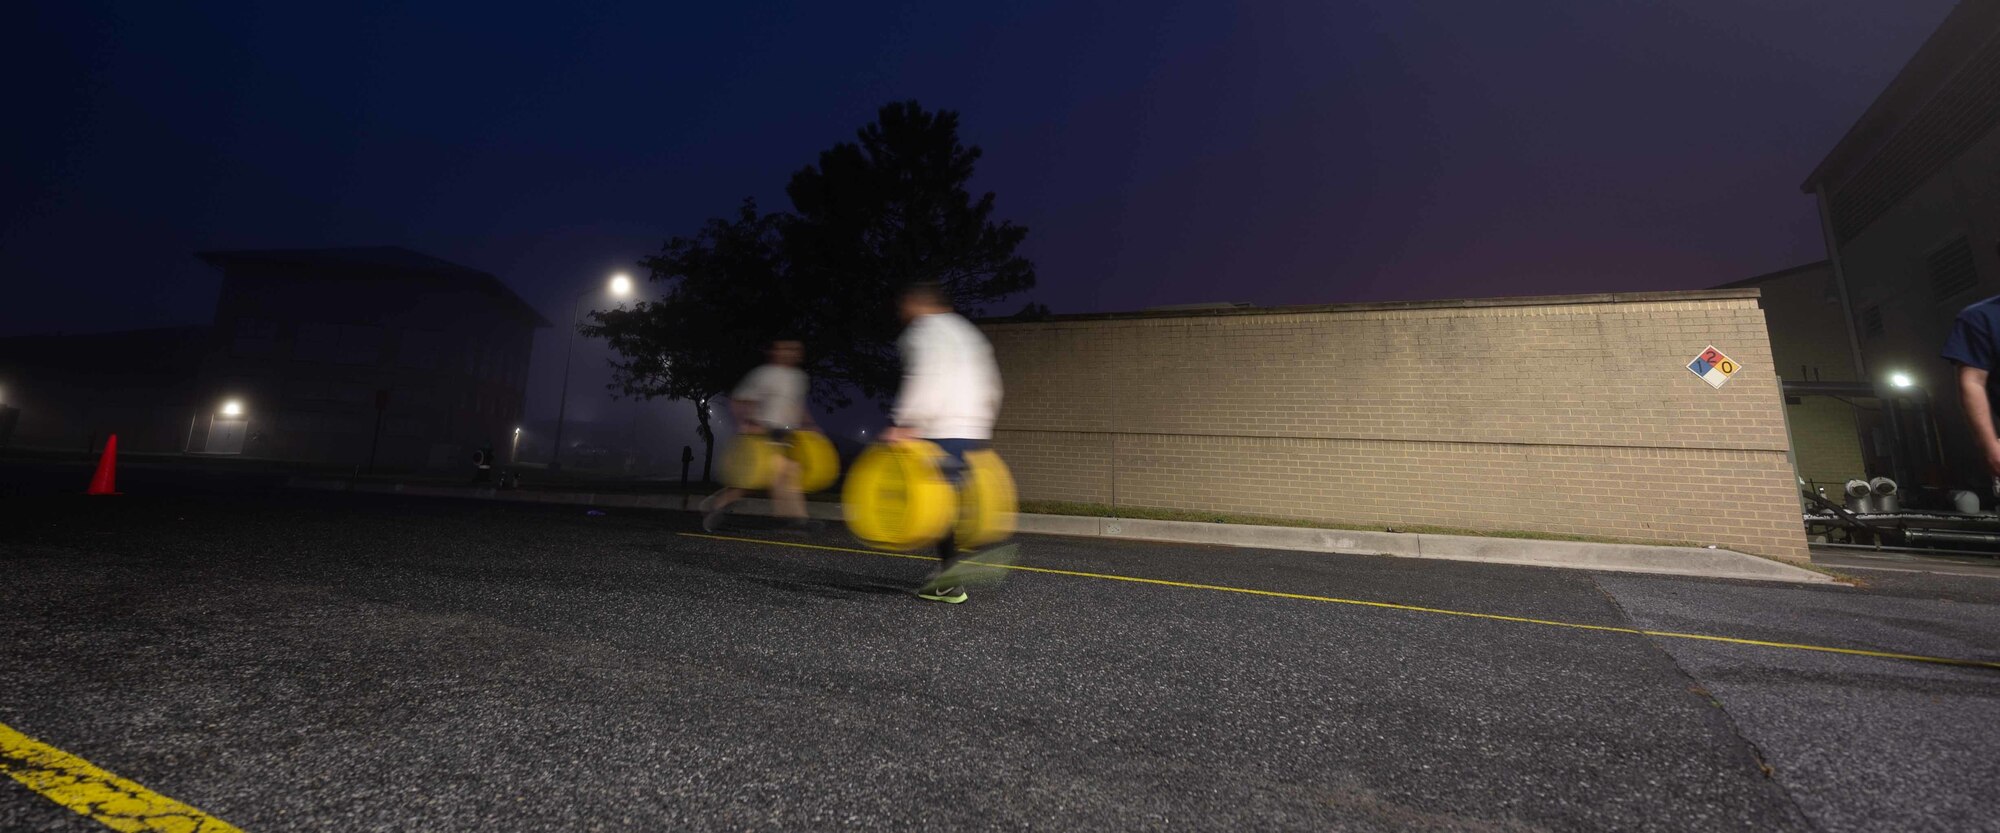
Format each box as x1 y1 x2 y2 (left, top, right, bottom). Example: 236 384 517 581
286 477 1833 584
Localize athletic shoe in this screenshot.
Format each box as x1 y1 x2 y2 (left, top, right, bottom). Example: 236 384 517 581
702 504 728 532
915 585 968 604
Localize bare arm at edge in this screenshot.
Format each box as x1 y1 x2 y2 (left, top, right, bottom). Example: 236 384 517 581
1957 364 2000 477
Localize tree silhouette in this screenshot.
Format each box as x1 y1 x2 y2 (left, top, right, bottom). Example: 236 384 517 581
582 199 793 482
784 100 1037 401
586 101 1038 471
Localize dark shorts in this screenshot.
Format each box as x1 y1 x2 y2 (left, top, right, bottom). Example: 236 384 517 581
926 438 988 487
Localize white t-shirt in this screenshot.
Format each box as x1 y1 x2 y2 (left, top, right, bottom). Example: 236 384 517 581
891 312 1002 440
732 364 808 429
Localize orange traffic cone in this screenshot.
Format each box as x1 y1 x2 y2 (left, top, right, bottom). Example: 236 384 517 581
86 434 120 495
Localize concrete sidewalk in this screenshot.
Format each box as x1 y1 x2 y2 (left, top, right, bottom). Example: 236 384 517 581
286 476 1833 585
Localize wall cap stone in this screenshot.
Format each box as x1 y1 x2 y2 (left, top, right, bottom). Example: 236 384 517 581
981 288 1763 326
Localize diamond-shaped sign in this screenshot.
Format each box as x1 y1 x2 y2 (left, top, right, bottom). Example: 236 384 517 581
1687 345 1740 389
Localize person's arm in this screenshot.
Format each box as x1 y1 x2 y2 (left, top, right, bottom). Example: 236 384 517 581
1958 364 2000 477
884 325 937 442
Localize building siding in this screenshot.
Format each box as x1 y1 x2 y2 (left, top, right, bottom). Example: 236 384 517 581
983 292 1810 563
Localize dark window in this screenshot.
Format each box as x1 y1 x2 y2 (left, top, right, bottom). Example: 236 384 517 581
294 324 383 365
1860 305 1884 338
397 330 443 370
294 323 341 362
288 380 334 402
1928 237 1978 302
232 319 278 357
335 325 383 365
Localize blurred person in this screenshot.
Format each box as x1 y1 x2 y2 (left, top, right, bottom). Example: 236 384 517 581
702 339 816 532
1945 278 2000 498
471 440 495 483
880 282 1003 604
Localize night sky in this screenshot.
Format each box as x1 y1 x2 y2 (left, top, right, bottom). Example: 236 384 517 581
1 1 1959 444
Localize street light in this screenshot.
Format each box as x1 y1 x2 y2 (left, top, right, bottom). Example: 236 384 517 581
221 399 244 417
1888 372 1915 389
549 273 634 470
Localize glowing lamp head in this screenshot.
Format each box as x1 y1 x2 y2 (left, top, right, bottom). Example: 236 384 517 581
221 400 244 417
1888 372 1914 389
609 274 633 296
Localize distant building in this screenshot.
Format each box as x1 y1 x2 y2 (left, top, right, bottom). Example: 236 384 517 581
0 326 209 454
191 247 550 469
1799 0 2000 491
1717 263 1887 498
0 247 548 471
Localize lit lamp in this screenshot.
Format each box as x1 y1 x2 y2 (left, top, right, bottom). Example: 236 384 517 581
221 399 244 417
550 272 635 470
1888 372 1915 389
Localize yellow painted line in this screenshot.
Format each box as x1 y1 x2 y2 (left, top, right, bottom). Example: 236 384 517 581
0 721 242 833
681 532 2000 672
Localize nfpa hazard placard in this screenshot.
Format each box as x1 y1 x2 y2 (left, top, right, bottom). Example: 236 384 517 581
1688 345 1741 389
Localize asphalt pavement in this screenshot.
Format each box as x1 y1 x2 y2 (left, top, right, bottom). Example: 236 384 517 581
1 486 1995 831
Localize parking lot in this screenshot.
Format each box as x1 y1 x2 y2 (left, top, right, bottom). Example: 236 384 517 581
3 486 1997 831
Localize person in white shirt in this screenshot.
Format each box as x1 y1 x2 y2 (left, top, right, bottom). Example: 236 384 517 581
879 282 1003 603
703 339 816 532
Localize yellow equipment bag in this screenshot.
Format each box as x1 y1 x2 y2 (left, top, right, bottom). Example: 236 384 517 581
842 441 957 551
956 448 1018 548
787 430 840 493
719 434 777 490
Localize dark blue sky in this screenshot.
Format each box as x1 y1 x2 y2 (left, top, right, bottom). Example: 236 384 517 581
1 0 1958 440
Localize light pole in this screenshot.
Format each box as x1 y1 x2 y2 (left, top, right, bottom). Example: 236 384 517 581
549 273 633 470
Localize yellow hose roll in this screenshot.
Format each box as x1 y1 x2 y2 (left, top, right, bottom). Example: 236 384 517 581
720 434 777 490
842 441 956 551
956 448 1018 548
787 430 840 493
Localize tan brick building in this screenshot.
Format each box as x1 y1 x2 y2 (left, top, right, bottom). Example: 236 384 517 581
1718 262 1868 497
982 290 1810 563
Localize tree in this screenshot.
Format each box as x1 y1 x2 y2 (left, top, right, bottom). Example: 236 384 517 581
581 199 794 483
783 100 1037 400
586 102 1039 471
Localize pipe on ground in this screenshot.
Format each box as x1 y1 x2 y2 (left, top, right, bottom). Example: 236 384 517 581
1903 528 2000 550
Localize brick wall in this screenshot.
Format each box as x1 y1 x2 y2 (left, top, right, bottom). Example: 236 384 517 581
1786 398 1866 497
982 291 1810 563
